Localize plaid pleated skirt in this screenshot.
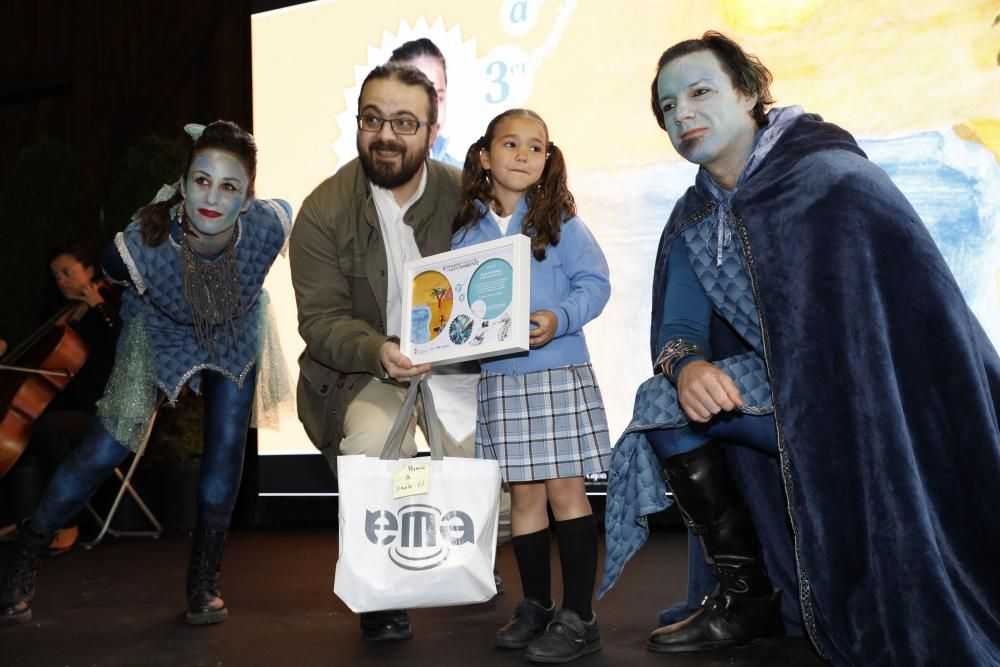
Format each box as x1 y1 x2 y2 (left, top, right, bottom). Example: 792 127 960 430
475 363 611 482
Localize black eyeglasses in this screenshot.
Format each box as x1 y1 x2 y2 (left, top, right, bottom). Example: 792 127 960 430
356 114 426 136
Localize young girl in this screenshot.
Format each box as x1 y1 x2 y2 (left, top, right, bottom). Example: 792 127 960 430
452 109 611 663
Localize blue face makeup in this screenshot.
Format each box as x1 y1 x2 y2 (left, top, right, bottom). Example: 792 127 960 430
181 149 251 237
656 50 757 188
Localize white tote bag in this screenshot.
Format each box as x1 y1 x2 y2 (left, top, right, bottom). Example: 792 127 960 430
334 378 501 613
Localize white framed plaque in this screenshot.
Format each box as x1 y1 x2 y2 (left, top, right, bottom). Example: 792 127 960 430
402 235 531 366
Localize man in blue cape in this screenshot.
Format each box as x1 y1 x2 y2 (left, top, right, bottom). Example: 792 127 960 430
599 31 1000 666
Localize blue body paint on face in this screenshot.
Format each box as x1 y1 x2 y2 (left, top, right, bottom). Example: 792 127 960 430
181 149 252 238
656 50 757 189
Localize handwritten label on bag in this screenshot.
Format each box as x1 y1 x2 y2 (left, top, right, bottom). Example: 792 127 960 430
393 463 430 499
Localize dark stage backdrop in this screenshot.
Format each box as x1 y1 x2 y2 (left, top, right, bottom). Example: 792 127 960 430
1 0 253 344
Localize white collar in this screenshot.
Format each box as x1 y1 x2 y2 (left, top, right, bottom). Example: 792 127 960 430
369 163 428 217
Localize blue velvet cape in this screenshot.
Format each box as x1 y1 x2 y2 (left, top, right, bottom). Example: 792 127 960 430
649 113 1000 666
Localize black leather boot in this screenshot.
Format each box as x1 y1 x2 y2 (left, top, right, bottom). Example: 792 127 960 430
0 522 52 626
185 529 228 626
647 441 784 652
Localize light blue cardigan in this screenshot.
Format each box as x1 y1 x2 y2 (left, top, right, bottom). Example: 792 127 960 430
451 197 610 376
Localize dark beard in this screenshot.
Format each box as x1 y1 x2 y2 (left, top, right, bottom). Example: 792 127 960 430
358 137 428 189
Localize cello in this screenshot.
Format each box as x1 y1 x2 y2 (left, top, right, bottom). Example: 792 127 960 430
0 305 89 477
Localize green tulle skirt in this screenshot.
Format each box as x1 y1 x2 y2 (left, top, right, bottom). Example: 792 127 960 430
96 290 295 453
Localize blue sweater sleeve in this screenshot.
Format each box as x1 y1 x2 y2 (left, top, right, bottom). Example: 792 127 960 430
657 236 711 372
553 217 611 337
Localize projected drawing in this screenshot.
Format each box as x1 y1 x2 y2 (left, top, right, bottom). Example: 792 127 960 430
252 0 999 453
330 4 577 168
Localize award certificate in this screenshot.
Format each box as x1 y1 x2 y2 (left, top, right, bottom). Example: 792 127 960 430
402 235 530 366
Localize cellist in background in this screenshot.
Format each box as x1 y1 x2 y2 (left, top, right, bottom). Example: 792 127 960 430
0 243 121 551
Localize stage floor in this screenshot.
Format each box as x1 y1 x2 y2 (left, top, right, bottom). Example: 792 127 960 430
1 527 822 666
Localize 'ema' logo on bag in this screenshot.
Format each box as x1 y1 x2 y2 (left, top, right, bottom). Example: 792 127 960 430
365 504 475 571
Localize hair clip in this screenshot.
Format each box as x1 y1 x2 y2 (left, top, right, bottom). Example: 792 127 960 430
184 123 206 141
151 182 179 204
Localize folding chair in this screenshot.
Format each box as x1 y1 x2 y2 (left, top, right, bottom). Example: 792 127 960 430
80 423 162 548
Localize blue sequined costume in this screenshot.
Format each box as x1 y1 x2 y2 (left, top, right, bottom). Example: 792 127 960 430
29 198 292 534
113 199 291 400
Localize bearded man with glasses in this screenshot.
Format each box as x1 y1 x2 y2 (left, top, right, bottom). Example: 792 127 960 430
290 63 472 642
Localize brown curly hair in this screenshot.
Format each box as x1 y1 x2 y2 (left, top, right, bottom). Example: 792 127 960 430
452 109 575 261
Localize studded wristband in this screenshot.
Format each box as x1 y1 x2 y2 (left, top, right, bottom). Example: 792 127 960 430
655 339 703 382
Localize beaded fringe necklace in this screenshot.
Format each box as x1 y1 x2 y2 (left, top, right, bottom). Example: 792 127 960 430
179 222 244 357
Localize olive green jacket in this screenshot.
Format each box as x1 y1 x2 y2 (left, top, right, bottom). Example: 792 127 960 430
289 158 462 454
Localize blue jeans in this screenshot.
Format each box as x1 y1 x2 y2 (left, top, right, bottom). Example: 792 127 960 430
32 369 256 535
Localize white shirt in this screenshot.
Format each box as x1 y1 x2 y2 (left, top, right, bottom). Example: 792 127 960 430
489 207 515 236
369 167 476 446
370 167 427 337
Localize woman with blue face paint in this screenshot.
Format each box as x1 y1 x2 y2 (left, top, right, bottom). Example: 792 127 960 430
0 120 293 627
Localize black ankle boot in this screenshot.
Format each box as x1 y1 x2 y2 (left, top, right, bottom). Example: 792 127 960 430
0 522 52 626
185 529 228 626
647 441 784 653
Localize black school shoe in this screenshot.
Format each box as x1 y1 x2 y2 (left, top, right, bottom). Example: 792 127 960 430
360 609 412 641
496 598 555 648
525 608 601 663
